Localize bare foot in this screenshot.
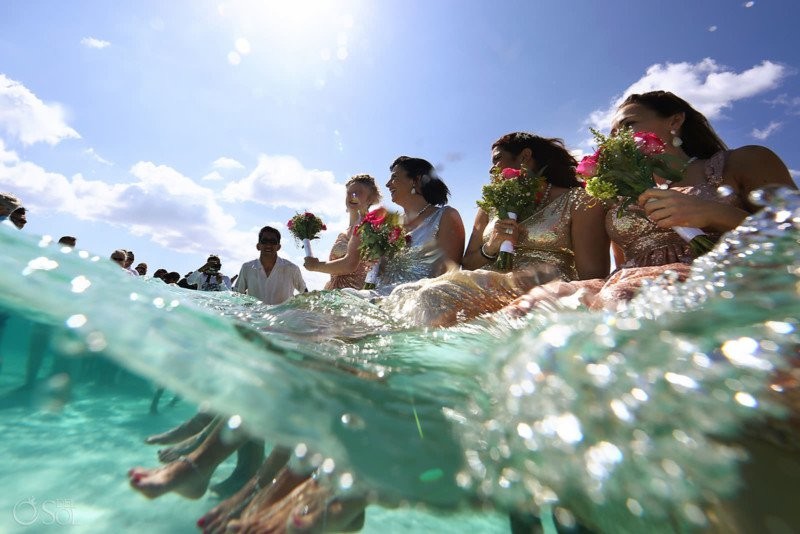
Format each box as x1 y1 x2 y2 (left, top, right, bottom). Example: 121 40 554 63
288 493 367 533
158 423 215 463
128 456 213 499
145 413 216 445
198 477 258 534
227 478 322 534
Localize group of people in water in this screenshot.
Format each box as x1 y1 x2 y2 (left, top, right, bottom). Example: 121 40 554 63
118 90 799 533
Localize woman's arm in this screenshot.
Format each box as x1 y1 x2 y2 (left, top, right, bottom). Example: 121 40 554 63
436 206 466 268
571 199 610 280
639 145 796 233
461 209 520 270
304 232 363 275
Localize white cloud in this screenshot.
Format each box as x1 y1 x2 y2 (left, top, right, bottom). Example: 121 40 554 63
81 37 111 49
201 171 225 181
0 73 81 145
586 59 787 132
84 147 113 165
765 93 800 115
222 154 345 216
212 157 244 170
751 121 782 140
227 52 242 66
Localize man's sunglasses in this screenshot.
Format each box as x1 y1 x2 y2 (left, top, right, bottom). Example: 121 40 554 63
259 238 279 245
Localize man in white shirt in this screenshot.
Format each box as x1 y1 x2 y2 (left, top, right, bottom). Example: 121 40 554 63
234 226 306 304
186 254 232 291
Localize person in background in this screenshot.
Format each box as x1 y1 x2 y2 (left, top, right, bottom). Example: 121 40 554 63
234 226 306 303
135 263 148 276
124 250 139 276
151 268 168 281
186 255 232 291
9 207 27 229
58 236 77 248
0 192 22 223
163 272 181 285
110 250 131 271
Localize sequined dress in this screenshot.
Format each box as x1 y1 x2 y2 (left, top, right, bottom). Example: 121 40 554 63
375 206 446 295
481 187 592 280
323 230 370 290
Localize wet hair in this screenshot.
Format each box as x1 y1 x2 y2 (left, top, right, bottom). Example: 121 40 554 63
58 236 77 247
492 133 581 188
390 156 450 205
620 91 727 159
258 226 281 243
345 174 382 203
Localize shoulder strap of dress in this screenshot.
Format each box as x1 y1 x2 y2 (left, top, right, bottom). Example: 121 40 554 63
704 150 727 186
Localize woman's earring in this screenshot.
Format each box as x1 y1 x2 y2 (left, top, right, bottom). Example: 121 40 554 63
410 187 416 195
670 129 683 148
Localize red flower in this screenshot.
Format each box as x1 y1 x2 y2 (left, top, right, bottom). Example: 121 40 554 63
633 131 666 156
500 167 522 180
363 208 387 228
304 211 313 217
321 224 327 230
387 226 402 244
576 152 599 177
287 219 294 229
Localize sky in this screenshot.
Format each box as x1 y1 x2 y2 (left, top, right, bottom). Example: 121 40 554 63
1 0 799 289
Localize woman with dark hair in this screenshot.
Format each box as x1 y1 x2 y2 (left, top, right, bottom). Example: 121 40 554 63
462 132 610 281
508 90 795 310
306 156 465 294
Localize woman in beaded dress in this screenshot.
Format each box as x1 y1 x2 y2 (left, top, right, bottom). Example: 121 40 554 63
322 174 380 290
507 91 796 313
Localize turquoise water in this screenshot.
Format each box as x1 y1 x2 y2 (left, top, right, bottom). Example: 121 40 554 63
0 187 798 532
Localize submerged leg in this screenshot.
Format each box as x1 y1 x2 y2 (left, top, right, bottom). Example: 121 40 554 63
209 438 265 497
145 411 216 444
129 418 247 499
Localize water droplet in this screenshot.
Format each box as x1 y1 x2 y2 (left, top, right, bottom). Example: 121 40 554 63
338 472 354 490
734 391 757 407
71 275 91 293
626 498 644 516
66 314 87 328
321 458 335 474
227 415 242 429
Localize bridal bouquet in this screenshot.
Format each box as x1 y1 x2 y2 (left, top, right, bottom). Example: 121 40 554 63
577 128 714 256
476 165 548 270
287 212 327 258
357 208 407 289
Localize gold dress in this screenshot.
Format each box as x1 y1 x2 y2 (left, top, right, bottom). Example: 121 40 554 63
323 230 370 290
481 187 591 281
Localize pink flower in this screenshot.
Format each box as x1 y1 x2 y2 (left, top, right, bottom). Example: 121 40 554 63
633 131 666 156
576 152 599 177
321 224 327 230
387 226 402 244
500 167 522 180
287 219 294 229
304 211 313 217
363 208 387 228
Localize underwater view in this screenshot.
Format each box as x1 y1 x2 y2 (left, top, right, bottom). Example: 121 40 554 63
1 187 798 533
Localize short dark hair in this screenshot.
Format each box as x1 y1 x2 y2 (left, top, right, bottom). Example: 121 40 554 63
492 133 580 188
58 236 77 247
620 91 727 159
390 156 450 205
258 226 281 243
153 268 168 279
207 254 221 263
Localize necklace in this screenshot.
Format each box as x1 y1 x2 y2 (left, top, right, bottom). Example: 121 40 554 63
406 203 431 222
538 183 552 208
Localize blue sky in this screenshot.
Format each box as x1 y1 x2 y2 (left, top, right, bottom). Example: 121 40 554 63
1 0 798 289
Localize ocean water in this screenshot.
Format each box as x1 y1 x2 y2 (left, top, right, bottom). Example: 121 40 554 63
0 187 798 533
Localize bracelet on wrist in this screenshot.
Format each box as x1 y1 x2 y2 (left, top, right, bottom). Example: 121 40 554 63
480 243 498 261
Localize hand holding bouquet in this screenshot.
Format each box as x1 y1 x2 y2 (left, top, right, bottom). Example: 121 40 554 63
577 129 714 256
287 212 327 258
476 165 548 270
356 208 407 289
